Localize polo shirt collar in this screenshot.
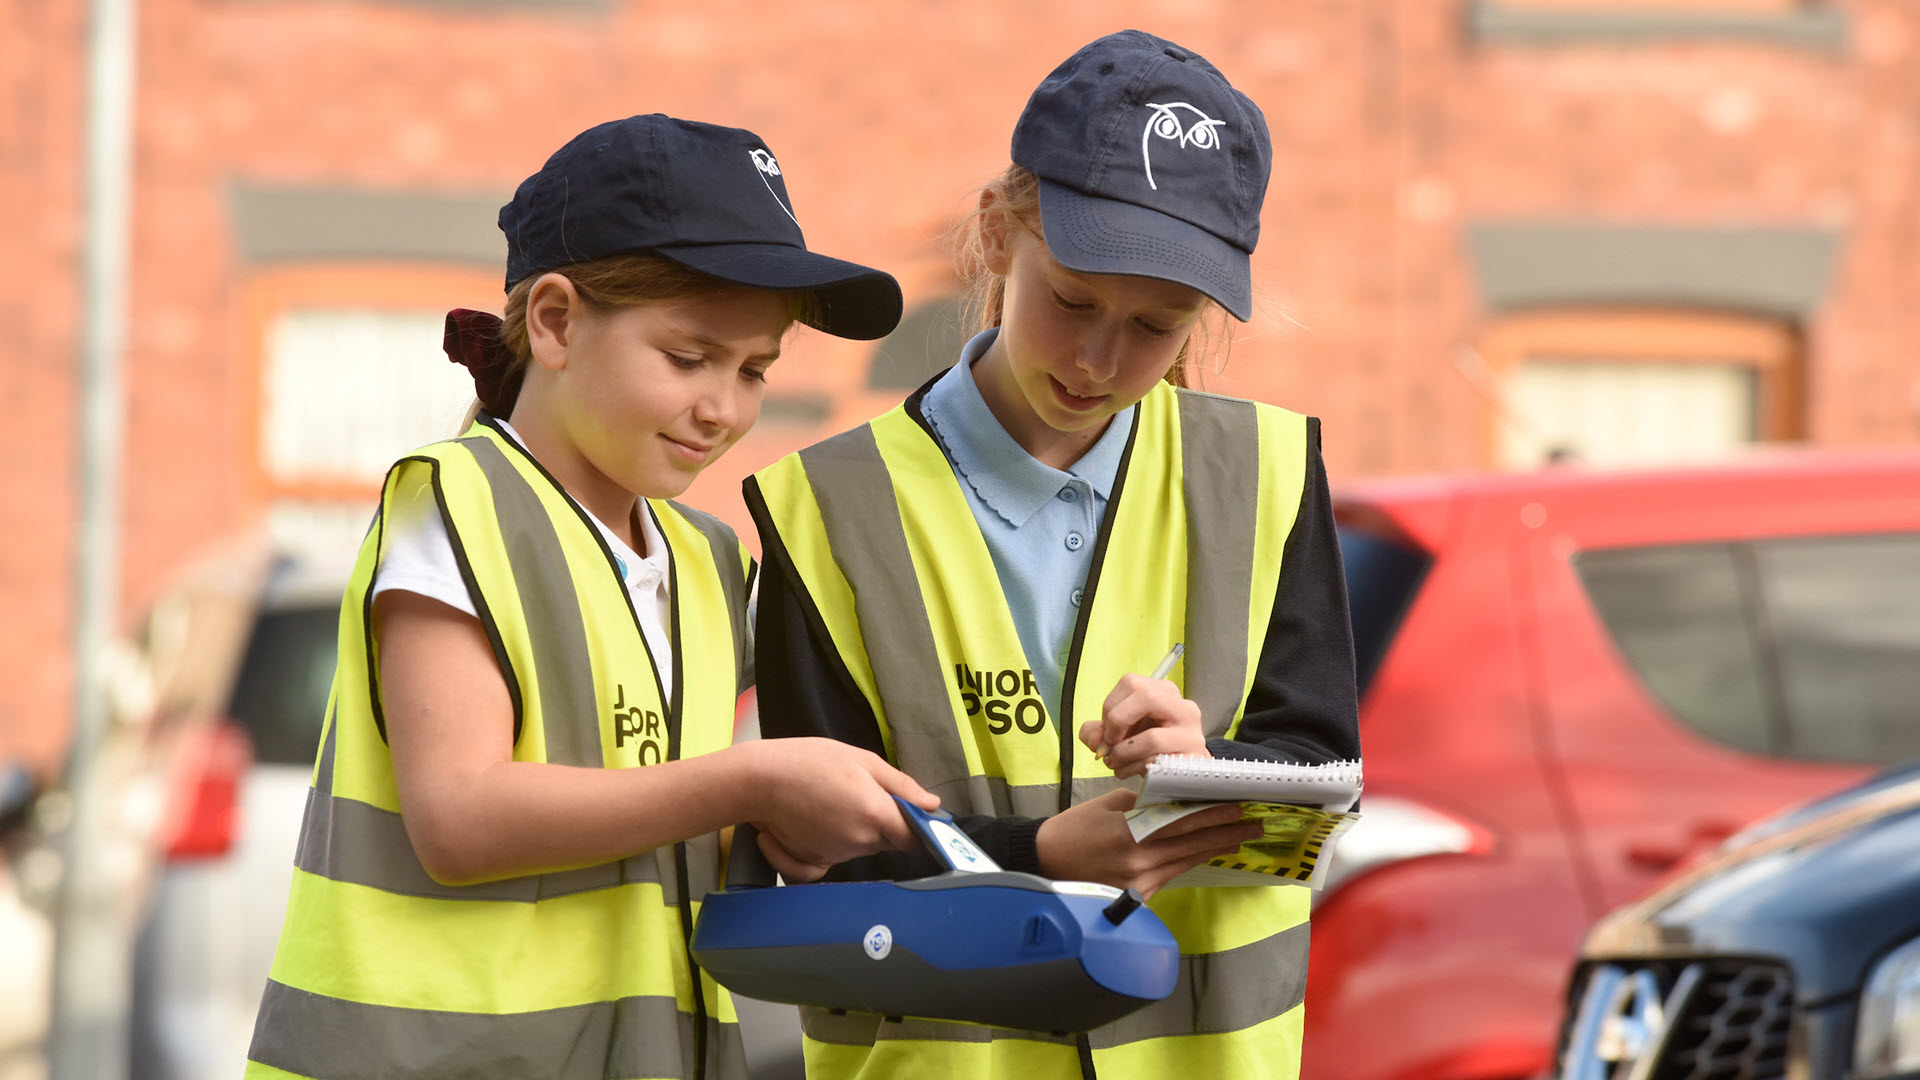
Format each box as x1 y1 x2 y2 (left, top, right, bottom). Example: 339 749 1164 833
922 328 1135 528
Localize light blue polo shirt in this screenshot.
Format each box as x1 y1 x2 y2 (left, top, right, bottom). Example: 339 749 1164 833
920 328 1136 723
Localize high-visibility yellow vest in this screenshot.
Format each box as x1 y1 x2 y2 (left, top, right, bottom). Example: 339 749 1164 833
749 382 1314 1080
246 418 753 1080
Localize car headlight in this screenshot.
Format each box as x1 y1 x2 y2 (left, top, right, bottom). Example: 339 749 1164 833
1856 935 1920 1080
1314 794 1493 901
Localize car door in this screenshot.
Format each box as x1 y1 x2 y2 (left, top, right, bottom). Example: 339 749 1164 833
1518 470 1919 913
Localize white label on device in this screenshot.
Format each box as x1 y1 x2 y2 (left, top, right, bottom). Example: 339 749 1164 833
863 924 893 960
1052 881 1124 899
928 819 1001 872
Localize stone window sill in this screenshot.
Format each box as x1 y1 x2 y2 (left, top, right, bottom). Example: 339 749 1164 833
1468 2 1848 50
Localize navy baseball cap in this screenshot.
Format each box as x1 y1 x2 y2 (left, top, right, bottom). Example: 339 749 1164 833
499 115 903 340
1011 31 1272 321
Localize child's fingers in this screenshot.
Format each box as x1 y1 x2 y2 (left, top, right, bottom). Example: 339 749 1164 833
1104 726 1209 778
757 831 829 883
1145 805 1254 844
1100 672 1152 716
868 757 941 810
1136 836 1249 898
1079 720 1106 756
1097 680 1202 764
1098 685 1164 753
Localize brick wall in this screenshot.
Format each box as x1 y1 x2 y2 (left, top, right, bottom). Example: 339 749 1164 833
6 0 1917 768
2 0 87 772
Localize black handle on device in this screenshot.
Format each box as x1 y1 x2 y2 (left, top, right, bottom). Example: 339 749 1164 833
726 823 779 889
726 800 979 890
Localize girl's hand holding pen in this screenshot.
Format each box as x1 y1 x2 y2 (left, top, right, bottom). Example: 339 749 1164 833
1081 646 1210 779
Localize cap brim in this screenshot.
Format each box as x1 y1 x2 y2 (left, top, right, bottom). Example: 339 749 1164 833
653 243 904 341
1034 179 1253 322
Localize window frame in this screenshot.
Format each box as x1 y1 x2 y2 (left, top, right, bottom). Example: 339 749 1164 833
1476 306 1803 468
239 263 504 504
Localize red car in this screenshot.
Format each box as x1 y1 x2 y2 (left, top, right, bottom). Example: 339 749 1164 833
1304 450 1920 1080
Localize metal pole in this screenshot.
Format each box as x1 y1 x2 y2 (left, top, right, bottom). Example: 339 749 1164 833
50 0 139 1075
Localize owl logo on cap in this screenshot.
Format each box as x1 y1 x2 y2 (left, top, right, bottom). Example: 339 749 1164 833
1140 102 1227 191
748 148 799 226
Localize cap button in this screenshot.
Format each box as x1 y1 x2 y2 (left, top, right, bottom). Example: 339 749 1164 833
1164 47 1188 61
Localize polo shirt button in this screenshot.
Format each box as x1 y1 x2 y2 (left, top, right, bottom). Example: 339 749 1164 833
1058 487 1077 503
1065 532 1084 552
1071 588 1083 607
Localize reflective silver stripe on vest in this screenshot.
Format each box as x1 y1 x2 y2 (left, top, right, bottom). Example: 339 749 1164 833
295 709 719 903
664 500 751 693
797 922 1307 1051
1175 391 1260 736
250 979 745 1080
1089 920 1309 1048
800 402 1261 769
797 426 973 791
460 437 604 768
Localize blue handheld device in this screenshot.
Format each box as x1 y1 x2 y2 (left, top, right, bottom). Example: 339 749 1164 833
690 797 1179 1033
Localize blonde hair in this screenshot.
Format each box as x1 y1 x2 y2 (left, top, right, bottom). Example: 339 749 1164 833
462 252 817 426
950 165 1230 389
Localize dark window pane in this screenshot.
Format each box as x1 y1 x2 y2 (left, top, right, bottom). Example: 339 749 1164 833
226 605 338 767
1756 532 1920 764
1576 544 1775 753
1336 524 1431 697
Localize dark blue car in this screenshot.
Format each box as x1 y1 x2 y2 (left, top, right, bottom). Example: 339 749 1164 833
1551 759 1920 1080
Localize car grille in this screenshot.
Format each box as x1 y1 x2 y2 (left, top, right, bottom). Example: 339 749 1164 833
1556 959 1794 1080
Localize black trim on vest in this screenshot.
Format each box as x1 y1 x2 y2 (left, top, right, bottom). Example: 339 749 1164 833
473 416 709 1080
363 504 388 744
375 453 527 747
1077 1031 1098 1079
1054 417 1144 815
658 503 709 1080
653 501 687 763
898 365 1146 819
474 413 675 752
898 366 950 442
474 416 715 1079
665 499 751 694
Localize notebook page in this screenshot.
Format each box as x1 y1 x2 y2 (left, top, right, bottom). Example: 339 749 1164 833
1139 755 1362 810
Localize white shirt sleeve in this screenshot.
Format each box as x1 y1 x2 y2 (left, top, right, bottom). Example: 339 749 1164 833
372 478 478 618
372 420 679 703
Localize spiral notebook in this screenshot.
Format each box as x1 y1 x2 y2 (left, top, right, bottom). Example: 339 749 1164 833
1128 756 1363 889
1138 756 1362 812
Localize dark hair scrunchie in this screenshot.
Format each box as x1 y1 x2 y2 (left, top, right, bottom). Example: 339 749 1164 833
443 309 520 417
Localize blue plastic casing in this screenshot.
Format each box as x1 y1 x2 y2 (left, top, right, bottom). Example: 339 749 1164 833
690 797 1178 1033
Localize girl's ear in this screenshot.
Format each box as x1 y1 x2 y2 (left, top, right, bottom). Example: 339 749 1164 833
978 189 1013 277
525 272 581 373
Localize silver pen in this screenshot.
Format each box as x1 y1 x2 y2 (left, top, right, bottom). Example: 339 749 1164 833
1150 643 1184 681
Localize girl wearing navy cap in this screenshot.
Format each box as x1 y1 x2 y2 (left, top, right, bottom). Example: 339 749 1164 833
245 114 935 1080
749 32 1360 1080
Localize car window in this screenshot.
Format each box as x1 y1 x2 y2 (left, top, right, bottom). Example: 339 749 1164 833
225 605 338 767
1337 523 1432 697
1574 544 1777 754
1757 532 1920 763
1576 531 1920 764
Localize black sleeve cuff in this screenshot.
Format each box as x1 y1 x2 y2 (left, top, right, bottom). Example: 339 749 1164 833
820 814 1044 881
